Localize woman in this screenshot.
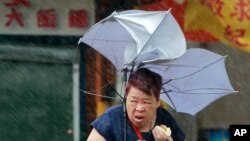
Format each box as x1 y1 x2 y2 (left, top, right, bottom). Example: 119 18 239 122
87 68 186 141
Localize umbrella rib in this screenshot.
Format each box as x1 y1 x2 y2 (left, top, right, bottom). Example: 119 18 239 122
82 48 124 100
80 89 122 101
83 83 113 94
163 81 235 95
89 22 105 47
161 57 232 97
162 87 177 111
131 11 169 65
86 39 129 42
163 79 172 85
88 20 127 49
95 66 124 100
164 89 235 95
171 57 225 81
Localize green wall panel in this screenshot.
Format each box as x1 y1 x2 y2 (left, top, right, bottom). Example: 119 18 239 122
0 61 73 141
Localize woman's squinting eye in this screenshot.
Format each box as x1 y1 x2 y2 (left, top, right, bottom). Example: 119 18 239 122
130 99 137 103
144 101 152 105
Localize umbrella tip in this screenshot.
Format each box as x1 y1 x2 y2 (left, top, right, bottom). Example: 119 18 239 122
234 91 239 94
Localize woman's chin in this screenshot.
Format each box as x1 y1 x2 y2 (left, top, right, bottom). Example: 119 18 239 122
133 118 145 128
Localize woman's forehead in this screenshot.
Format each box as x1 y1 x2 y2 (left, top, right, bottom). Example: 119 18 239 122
129 94 152 100
128 87 155 100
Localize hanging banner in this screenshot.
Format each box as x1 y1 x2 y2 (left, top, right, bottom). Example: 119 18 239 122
135 0 250 52
185 0 250 52
0 0 95 35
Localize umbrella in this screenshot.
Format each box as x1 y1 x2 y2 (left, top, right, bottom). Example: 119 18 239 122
78 9 186 71
141 48 236 116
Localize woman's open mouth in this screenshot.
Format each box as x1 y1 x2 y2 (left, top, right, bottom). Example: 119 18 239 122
134 115 144 123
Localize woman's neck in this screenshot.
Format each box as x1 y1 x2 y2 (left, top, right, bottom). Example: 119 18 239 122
139 115 156 132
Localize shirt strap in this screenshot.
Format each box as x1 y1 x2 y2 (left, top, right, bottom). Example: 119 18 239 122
130 121 144 141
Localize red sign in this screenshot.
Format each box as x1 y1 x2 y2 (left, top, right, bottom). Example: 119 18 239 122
37 9 57 28
5 8 24 27
5 0 30 8
1 0 92 35
4 0 30 27
69 10 88 28
230 0 250 22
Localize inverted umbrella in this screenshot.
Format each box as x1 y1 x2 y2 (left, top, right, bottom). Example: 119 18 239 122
141 48 236 116
78 9 186 71
79 10 186 141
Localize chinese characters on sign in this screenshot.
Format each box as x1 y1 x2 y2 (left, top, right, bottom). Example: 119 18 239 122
205 0 224 18
230 0 250 22
4 0 89 29
69 10 88 28
224 25 250 47
206 0 250 22
5 8 24 27
5 0 30 7
225 0 250 48
4 0 30 27
37 9 57 28
205 0 250 47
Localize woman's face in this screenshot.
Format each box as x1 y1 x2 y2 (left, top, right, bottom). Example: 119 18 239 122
126 86 160 131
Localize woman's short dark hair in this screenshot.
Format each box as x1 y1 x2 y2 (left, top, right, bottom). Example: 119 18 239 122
125 68 162 101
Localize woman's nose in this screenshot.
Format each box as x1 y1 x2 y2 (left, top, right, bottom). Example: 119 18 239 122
135 103 145 112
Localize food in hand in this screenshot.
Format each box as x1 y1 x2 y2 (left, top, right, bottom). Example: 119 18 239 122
155 125 171 136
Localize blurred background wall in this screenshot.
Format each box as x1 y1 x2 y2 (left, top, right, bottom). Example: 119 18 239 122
0 0 95 140
0 0 250 141
0 42 76 140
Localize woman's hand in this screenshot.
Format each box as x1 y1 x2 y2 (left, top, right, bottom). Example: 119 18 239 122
152 126 173 141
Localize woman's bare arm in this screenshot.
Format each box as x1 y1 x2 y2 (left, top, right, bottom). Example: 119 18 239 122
87 128 106 141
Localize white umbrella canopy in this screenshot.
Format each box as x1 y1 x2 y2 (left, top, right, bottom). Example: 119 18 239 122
141 48 236 116
79 9 186 71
